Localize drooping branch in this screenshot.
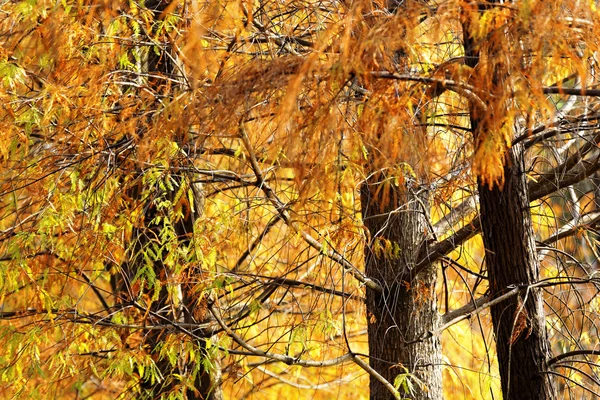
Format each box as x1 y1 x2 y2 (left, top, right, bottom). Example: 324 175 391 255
232 215 283 273
0 251 111 312
437 274 600 334
370 71 487 113
260 276 364 301
545 371 600 398
440 294 490 326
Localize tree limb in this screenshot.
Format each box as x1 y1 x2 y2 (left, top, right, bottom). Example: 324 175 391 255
208 300 352 367
548 350 600 367
416 146 600 276
351 353 401 400
239 121 382 293
529 148 600 201
542 211 600 245
370 71 487 113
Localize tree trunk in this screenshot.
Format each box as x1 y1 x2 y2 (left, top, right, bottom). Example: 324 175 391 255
461 4 558 395
477 144 557 399
358 1 443 396
113 1 222 398
121 177 220 400
361 175 442 400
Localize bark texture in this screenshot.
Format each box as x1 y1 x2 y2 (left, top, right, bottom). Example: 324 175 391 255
461 2 557 397
477 145 557 400
361 176 442 400
123 178 221 400
358 1 443 396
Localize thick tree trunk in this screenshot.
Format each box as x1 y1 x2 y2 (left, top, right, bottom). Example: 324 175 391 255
361 176 442 400
477 145 557 399
358 1 442 396
461 3 557 397
359 11 441 397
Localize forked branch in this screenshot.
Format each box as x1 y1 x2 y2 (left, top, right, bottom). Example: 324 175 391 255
239 121 383 293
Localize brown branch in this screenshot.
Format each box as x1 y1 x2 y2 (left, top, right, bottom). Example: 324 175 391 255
370 71 487 113
232 215 283 273
440 295 490 326
407 288 520 344
438 275 600 335
543 87 600 97
529 148 600 201
351 354 401 399
542 211 600 245
0 308 216 333
548 350 600 367
433 196 477 238
239 122 382 293
208 301 353 367
544 371 600 397
413 217 480 278
513 112 600 149
268 277 364 301
0 251 112 312
415 141 600 276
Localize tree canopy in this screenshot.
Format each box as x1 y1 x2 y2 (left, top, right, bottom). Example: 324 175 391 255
2 0 600 399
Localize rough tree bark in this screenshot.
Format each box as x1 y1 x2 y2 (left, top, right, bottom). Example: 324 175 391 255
462 2 558 398
122 177 218 399
361 173 442 400
476 145 557 399
358 2 442 398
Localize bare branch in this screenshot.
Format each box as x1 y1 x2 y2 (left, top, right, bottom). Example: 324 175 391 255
440 295 490 326
432 196 477 238
413 217 480 278
514 112 600 149
543 87 600 97
415 144 600 276
529 146 600 201
542 211 600 245
255 365 357 390
239 122 382 293
208 301 353 367
548 350 600 367
351 354 401 400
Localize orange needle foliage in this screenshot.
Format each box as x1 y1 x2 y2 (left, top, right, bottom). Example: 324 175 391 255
1 0 600 399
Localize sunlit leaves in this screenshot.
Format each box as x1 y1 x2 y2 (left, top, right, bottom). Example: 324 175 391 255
0 61 27 90
2 0 600 398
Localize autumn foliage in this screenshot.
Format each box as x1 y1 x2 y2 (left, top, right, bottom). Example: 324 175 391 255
2 0 600 399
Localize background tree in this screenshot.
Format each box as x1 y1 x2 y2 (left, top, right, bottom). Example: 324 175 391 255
108 0 220 398
2 1 600 400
